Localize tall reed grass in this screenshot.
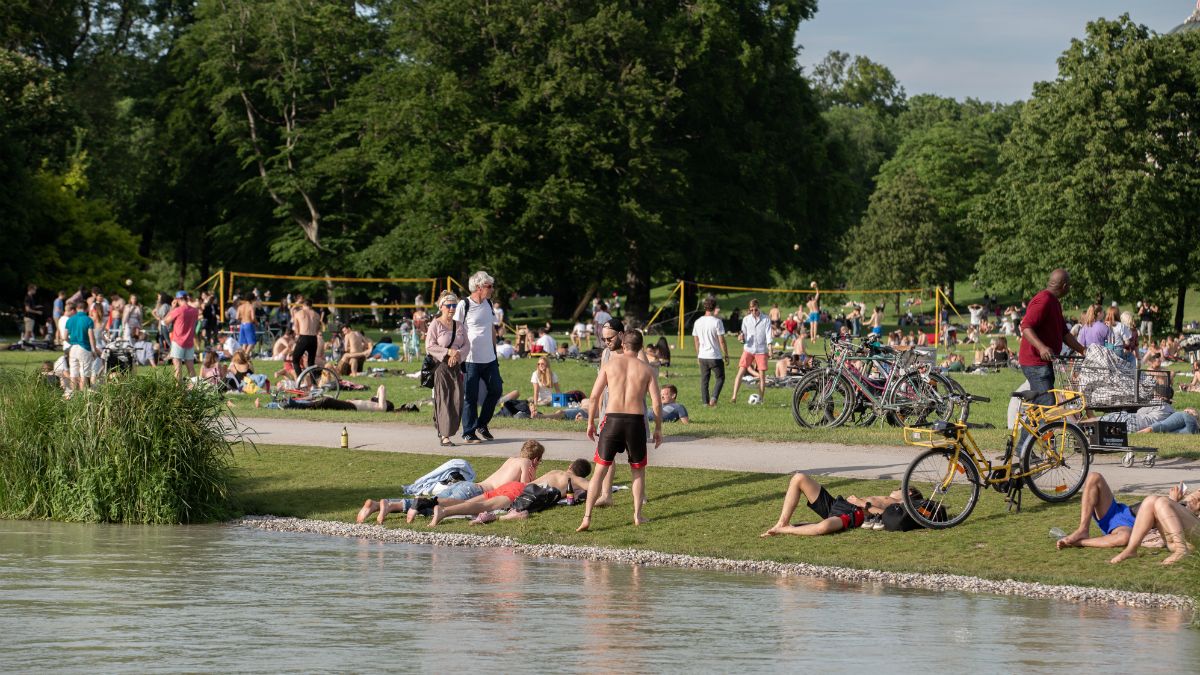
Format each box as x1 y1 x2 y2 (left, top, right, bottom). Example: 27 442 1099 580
0 371 236 523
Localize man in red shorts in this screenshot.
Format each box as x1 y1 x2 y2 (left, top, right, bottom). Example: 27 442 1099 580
729 298 771 404
578 331 662 532
428 480 527 527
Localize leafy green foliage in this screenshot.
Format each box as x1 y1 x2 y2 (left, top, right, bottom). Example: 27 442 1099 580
973 16 1200 328
846 171 951 290
0 371 235 523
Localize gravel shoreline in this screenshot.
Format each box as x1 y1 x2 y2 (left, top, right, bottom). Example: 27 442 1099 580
236 515 1195 611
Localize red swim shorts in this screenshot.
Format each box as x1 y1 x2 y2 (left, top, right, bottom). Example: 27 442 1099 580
483 481 526 503
738 351 768 371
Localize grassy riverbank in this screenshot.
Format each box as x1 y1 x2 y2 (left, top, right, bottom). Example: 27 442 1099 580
231 443 1199 600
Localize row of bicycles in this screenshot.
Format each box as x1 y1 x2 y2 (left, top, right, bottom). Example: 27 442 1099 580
790 336 1125 530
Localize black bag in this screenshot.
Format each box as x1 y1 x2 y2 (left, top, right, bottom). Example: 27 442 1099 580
419 319 457 388
881 500 947 531
511 484 562 513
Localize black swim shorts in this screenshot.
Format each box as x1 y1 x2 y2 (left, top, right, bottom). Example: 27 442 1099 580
595 412 648 469
807 486 864 530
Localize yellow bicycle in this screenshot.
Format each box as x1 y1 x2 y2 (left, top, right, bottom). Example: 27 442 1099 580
900 389 1091 529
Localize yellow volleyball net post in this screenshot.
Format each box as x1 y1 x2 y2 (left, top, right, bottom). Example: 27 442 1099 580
933 285 965 360
225 272 439 314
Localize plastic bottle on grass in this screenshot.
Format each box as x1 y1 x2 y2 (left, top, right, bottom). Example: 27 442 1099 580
1048 527 1066 540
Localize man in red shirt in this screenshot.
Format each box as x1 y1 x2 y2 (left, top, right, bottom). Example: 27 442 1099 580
1019 269 1085 403
165 290 201 382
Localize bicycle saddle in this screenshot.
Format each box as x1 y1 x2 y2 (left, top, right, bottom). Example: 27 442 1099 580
1011 390 1041 402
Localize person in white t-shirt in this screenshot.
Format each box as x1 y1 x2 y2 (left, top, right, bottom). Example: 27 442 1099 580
534 327 557 354
529 356 561 410
730 298 771 404
571 321 587 349
593 303 612 348
691 296 729 407
453 270 503 444
968 303 985 328
496 338 516 359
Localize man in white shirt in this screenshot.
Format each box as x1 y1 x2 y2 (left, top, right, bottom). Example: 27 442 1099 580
968 303 986 329
691 296 728 407
454 270 503 444
534 327 557 354
730 298 771 404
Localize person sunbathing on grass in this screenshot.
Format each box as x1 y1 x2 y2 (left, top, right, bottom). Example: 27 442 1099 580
1054 473 1193 552
275 384 394 412
357 440 544 524
759 472 916 537
493 459 593 523
1109 485 1200 566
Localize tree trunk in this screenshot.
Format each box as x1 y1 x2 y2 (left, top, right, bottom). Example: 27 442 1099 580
624 247 650 324
177 228 189 288
1175 284 1186 334
681 277 698 330
324 272 338 324
569 281 599 323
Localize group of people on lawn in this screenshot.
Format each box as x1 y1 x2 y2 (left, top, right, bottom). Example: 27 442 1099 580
355 268 1199 566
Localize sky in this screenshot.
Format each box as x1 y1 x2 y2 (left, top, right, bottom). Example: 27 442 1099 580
795 1 1196 103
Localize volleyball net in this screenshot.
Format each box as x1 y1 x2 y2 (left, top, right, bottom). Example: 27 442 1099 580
221 271 440 316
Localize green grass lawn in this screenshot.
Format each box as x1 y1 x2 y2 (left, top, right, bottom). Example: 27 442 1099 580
230 443 1200 599
5 335 1199 458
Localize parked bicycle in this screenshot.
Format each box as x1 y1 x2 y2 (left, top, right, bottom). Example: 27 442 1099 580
791 335 960 429
899 389 1091 529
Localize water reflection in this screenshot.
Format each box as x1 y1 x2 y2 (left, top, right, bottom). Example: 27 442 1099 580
0 521 1195 672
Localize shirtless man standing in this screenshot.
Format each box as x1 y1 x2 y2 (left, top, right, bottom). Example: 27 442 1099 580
291 298 321 374
805 286 821 341
578 331 662 531
236 298 258 356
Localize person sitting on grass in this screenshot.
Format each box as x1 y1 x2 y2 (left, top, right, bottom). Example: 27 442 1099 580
529 356 561 412
1109 483 1200 565
271 329 295 360
647 384 689 424
337 325 373 376
759 472 917 537
359 440 544 524
1054 472 1192 552
474 459 593 523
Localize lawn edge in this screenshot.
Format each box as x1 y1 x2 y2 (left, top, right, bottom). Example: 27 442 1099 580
237 515 1195 612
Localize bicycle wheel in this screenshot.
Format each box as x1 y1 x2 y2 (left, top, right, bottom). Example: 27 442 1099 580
791 371 854 428
901 448 981 529
1020 422 1090 503
884 371 955 427
296 365 343 399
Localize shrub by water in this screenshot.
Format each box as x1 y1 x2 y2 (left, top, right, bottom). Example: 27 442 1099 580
0 371 236 523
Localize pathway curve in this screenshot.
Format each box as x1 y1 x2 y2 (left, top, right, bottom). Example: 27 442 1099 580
234 417 1197 494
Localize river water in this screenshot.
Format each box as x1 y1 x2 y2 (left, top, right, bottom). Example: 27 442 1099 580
0 521 1196 672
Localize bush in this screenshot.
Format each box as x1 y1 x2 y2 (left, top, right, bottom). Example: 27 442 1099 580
0 371 236 523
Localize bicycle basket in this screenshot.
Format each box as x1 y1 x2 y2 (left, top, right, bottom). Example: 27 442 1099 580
902 422 961 447
1032 389 1086 422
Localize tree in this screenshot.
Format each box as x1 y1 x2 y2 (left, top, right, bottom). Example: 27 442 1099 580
972 16 1200 330
845 171 952 291
809 50 907 115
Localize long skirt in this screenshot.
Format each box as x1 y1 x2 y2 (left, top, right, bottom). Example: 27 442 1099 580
433 360 463 438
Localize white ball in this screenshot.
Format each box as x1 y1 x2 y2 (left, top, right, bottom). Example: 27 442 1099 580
748 393 761 405
125 279 133 286
810 281 818 289
793 243 800 251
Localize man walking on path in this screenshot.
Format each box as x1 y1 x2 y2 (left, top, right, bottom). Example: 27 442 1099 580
164 291 200 382
1018 269 1086 404
692 297 728 407
578 331 662 532
290 298 320 374
455 270 503 444
730 298 770 404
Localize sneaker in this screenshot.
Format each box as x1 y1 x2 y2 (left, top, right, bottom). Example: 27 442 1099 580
872 517 886 531
860 516 875 529
478 428 494 441
462 434 482 445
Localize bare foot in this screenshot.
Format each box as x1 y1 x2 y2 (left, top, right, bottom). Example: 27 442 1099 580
376 385 386 411
729 396 737 403
356 499 378 524
634 515 649 526
760 525 783 538
254 398 261 408
429 505 444 527
376 499 390 525
406 507 419 524
576 517 591 532
499 510 528 521
593 497 613 509
1056 530 1087 549
1109 550 1137 564
1162 549 1190 565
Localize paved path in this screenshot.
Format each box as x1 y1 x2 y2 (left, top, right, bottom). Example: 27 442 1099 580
235 417 1197 494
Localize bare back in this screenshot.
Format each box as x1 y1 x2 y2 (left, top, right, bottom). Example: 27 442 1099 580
478 456 534 491
597 352 658 414
236 301 255 323
293 307 319 336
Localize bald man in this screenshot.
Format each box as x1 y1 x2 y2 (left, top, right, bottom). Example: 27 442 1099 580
1018 268 1086 404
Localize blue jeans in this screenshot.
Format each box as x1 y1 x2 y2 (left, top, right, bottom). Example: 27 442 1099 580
462 360 503 437
1149 411 1199 434
1020 364 1055 406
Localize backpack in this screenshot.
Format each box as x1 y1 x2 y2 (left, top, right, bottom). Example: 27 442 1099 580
881 500 947 531
511 484 562 514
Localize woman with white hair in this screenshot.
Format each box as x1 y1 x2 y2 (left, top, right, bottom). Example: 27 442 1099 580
454 270 503 444
427 290 469 446
1117 311 1139 364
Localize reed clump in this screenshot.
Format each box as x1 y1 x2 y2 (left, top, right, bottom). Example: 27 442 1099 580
0 371 236 523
